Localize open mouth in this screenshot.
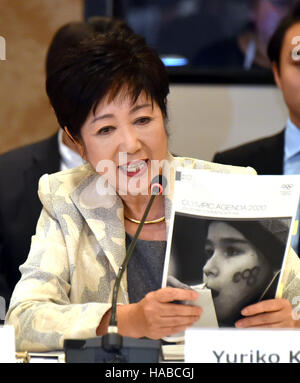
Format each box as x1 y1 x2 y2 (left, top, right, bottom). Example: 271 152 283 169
207 286 220 299
118 159 149 178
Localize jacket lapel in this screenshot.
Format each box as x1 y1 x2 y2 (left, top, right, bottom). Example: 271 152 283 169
255 130 284 175
274 129 284 174
69 171 128 299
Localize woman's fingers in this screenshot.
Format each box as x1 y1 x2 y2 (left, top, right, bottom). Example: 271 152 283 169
151 287 200 303
124 287 203 339
142 287 202 320
235 298 296 328
241 298 288 315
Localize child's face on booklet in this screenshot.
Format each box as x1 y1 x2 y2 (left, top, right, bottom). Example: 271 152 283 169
203 221 271 323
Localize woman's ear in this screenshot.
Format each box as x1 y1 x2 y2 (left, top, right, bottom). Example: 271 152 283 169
63 127 86 159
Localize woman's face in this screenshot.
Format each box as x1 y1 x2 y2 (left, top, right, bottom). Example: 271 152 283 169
78 90 168 196
203 221 271 323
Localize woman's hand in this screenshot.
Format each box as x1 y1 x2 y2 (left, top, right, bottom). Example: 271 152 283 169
116 287 202 339
235 298 299 328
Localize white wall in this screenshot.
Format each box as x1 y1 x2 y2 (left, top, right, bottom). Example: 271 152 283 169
167 84 288 161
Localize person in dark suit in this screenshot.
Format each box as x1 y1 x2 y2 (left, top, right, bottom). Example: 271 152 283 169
213 130 284 175
0 17 134 309
213 4 300 177
193 0 294 71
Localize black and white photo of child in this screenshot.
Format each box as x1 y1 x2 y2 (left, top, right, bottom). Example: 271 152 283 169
166 213 291 327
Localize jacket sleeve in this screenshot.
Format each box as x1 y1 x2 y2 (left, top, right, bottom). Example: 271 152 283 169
5 174 111 352
0 239 12 314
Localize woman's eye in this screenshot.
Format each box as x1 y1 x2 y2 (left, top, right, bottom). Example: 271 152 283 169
135 116 152 125
97 126 114 135
226 246 241 257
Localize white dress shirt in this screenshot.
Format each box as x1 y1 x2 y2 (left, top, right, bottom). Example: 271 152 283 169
283 118 300 175
57 129 84 171
283 118 300 253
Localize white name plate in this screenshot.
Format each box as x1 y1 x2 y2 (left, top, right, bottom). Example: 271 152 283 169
185 328 300 363
0 325 15 363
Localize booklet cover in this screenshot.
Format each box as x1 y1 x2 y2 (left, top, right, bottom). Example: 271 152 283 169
162 168 300 328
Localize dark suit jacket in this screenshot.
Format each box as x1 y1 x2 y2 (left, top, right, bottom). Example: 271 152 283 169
0 133 60 308
213 130 284 175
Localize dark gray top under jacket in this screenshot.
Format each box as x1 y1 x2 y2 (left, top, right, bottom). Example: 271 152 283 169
126 233 167 304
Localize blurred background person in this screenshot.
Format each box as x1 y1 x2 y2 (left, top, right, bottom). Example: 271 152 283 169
192 0 294 70
213 3 300 173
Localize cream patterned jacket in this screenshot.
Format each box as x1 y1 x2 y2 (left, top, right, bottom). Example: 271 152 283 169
6 156 258 351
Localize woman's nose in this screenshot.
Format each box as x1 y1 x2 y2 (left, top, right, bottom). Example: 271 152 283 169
203 254 219 278
120 126 142 154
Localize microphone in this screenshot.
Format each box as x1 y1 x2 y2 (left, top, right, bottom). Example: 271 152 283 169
64 175 167 363
150 174 167 195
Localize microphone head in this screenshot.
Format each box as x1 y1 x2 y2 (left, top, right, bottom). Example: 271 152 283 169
150 175 167 195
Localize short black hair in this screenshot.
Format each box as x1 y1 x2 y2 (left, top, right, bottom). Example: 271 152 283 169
87 16 134 36
46 17 134 77
267 1 300 69
46 33 169 139
46 22 92 77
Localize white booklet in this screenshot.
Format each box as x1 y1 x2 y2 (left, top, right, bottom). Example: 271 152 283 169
162 168 300 331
